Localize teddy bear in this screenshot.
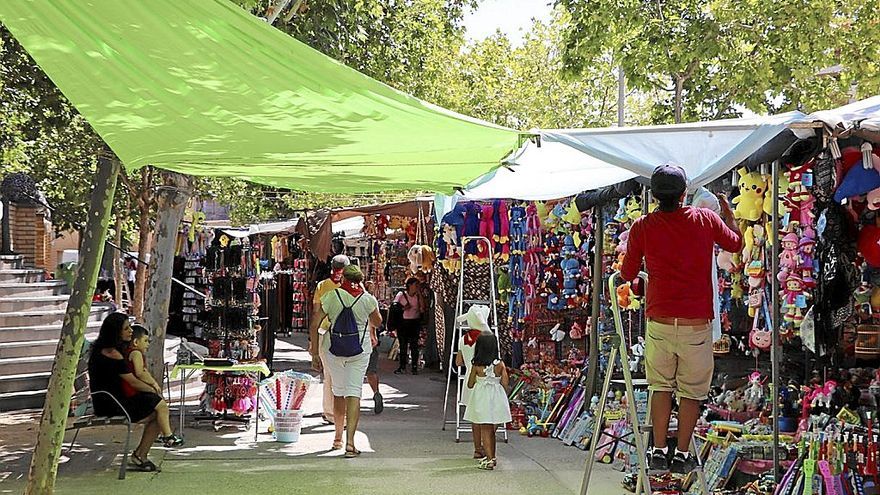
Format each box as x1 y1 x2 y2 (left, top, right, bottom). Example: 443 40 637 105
732 168 766 221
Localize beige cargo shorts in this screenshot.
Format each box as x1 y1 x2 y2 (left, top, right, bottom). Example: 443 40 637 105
645 320 714 401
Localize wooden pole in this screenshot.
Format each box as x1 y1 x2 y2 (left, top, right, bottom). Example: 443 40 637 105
25 154 120 495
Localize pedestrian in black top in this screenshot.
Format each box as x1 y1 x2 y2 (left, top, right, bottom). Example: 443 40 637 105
87 313 178 472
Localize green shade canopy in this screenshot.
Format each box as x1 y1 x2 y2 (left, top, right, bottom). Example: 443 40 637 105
0 1 522 193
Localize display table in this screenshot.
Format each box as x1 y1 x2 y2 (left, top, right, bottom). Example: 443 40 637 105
171 362 271 441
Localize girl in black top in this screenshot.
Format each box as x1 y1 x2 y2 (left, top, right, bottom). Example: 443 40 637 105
87 313 181 472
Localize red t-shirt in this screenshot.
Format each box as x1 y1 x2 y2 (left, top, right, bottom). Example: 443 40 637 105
620 207 742 320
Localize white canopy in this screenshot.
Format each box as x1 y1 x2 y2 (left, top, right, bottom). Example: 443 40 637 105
538 111 807 190
446 96 880 209
810 95 880 131
459 139 637 201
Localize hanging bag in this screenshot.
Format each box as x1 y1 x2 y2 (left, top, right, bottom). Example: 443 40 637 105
329 290 367 357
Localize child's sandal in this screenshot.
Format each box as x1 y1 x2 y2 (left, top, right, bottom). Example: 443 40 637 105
477 457 496 470
161 434 184 448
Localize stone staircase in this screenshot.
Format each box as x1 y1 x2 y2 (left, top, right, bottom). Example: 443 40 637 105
0 254 110 411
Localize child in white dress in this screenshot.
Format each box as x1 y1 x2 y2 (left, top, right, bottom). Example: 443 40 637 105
464 331 511 470
456 305 491 459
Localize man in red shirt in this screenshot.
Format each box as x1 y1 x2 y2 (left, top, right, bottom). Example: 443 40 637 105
620 165 742 474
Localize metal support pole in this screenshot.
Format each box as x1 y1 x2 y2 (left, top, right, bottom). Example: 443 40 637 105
586 208 604 399
617 68 625 126
770 160 781 480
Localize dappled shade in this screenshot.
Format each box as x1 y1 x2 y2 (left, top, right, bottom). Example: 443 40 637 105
0 0 521 193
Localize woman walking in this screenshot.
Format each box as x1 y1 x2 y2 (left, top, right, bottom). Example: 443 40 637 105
393 278 425 375
308 264 382 457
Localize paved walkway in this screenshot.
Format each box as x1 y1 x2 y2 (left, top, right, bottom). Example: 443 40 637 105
0 336 624 494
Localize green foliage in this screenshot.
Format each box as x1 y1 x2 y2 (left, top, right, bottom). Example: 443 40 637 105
559 0 880 122
426 11 630 129
0 25 104 232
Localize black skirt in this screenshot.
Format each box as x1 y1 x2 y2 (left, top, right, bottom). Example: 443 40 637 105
95 392 162 423
123 392 163 422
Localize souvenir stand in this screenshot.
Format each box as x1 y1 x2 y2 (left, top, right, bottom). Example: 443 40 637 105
170 228 263 431
442 99 880 494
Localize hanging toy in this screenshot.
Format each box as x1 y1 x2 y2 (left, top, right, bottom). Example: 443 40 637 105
732 168 766 221
781 274 807 326
549 324 566 342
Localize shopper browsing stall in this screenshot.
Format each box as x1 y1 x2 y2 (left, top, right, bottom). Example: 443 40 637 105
456 305 492 459
620 165 741 474
309 264 382 457
464 331 512 471
312 254 350 424
393 277 426 375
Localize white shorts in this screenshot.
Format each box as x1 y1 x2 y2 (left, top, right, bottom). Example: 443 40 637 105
324 351 370 398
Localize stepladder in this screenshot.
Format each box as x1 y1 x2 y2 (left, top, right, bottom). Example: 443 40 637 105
580 271 710 495
441 236 508 444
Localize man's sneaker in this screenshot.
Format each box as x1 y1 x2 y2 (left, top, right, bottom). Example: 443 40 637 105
648 447 669 472
373 392 384 414
670 450 697 475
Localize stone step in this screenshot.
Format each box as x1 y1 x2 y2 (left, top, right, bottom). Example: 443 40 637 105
0 304 111 332
0 355 54 375
0 388 46 411
0 255 24 270
0 320 103 343
0 339 58 359
0 280 67 297
0 269 45 284
0 295 70 313
0 371 50 394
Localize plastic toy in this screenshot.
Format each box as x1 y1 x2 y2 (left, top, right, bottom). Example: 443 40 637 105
733 168 766 221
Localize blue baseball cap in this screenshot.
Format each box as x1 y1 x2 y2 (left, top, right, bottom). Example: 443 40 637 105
651 164 688 195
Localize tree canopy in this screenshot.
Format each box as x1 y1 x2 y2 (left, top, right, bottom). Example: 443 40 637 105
559 0 880 123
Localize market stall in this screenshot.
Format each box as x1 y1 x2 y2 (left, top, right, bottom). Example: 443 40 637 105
432 100 880 495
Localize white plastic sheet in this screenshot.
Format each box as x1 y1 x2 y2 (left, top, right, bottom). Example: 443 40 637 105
538 111 807 189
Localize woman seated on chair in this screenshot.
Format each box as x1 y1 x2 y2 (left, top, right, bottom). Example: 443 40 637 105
87 313 181 472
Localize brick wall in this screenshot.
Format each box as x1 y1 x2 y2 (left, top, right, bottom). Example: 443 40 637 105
9 203 53 270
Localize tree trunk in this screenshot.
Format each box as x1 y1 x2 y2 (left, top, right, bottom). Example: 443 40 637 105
130 168 154 321
25 156 120 495
143 173 191 374
113 215 124 306
673 74 684 124
130 210 151 320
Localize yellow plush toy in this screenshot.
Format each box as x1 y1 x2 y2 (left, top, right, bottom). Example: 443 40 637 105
732 168 766 221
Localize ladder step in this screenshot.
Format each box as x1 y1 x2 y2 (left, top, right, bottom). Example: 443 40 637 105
462 299 490 305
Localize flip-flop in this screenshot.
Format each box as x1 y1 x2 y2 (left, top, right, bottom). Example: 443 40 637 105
344 446 361 458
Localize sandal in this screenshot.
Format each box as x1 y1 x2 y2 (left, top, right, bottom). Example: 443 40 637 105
344 445 361 458
130 452 159 472
160 434 184 448
331 439 343 450
477 457 496 470
473 450 486 459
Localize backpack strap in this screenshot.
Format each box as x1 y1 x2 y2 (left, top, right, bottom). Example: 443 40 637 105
336 289 370 347
335 289 363 308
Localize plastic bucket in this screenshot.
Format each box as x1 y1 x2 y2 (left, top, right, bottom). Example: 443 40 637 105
273 409 304 443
